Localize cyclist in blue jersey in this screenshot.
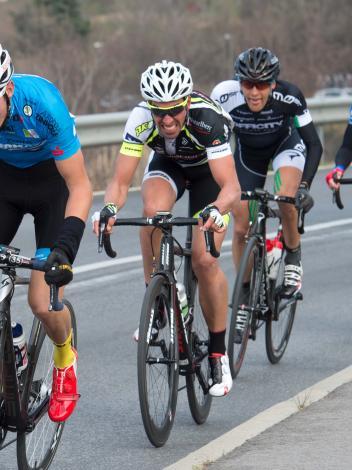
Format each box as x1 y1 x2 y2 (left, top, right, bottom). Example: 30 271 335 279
0 45 92 422
326 105 352 189
93 60 241 397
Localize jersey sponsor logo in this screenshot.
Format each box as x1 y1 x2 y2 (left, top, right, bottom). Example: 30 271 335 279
23 128 39 138
125 132 143 144
51 146 64 156
135 121 153 137
233 120 284 130
36 111 60 136
165 153 203 161
223 123 229 140
181 137 189 145
12 114 24 123
273 91 302 107
294 141 305 154
2 124 15 133
188 116 213 133
219 91 238 104
23 105 33 117
0 142 43 151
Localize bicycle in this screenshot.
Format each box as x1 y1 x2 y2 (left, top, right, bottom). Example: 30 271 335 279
99 211 219 447
0 244 77 470
228 188 305 379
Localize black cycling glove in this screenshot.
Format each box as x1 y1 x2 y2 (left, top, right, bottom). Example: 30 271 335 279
295 183 314 213
100 203 118 224
44 248 73 287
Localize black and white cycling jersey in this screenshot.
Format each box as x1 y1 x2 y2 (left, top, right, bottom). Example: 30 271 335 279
211 79 322 186
120 91 233 167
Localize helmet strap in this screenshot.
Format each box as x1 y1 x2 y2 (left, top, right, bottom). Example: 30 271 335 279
0 92 11 129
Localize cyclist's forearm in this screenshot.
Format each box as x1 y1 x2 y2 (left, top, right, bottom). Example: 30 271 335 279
65 183 93 221
104 180 129 210
213 184 241 214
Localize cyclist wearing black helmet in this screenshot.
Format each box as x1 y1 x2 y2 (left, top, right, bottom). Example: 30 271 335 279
211 47 322 301
326 105 352 190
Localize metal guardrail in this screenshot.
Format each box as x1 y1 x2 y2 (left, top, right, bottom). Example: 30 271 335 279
75 97 351 148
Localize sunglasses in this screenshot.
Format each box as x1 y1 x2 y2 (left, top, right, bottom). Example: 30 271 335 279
241 80 273 90
148 97 188 118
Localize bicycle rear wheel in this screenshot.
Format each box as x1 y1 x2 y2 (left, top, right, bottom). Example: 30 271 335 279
265 258 296 364
137 274 179 447
17 299 77 470
186 279 212 424
228 237 263 378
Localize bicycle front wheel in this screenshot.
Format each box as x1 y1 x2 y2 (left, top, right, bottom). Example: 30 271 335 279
137 275 179 447
228 237 263 379
186 279 212 424
265 259 296 364
17 299 77 470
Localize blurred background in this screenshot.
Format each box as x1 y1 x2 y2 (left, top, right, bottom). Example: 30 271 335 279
3 0 352 188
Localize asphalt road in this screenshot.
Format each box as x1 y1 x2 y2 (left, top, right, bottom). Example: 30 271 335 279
1 168 352 470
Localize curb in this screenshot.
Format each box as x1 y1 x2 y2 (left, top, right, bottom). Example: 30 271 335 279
164 365 352 470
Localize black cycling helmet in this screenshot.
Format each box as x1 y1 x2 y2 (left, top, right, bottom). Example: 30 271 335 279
234 47 280 82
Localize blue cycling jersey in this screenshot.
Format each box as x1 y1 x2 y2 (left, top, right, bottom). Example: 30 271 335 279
0 74 80 168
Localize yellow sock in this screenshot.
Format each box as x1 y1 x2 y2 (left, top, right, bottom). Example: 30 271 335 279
53 330 75 369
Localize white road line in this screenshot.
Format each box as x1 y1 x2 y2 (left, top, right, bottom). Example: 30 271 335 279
164 366 352 470
74 218 352 275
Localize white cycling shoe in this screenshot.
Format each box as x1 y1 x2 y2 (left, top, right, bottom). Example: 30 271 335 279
208 353 233 397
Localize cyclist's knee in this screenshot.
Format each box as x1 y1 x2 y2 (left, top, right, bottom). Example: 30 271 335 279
143 201 171 217
29 300 51 319
192 251 218 276
233 223 248 245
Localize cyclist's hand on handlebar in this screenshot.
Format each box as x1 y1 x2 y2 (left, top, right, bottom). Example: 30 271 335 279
199 204 228 233
325 167 344 191
44 248 73 287
295 183 314 213
92 202 118 236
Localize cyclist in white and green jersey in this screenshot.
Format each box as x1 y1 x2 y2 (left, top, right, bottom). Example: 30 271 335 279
93 60 241 397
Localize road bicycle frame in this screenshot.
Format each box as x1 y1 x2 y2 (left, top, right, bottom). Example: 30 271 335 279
0 246 62 441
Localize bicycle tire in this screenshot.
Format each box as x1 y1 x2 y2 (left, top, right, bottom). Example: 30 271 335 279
228 237 263 378
185 278 212 424
137 274 179 447
265 258 296 364
17 299 77 470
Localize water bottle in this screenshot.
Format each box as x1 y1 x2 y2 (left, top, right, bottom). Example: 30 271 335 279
12 321 28 375
266 237 283 281
176 282 189 324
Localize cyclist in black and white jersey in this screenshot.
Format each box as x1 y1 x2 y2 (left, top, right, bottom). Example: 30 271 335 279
93 60 241 397
326 105 352 190
211 47 322 301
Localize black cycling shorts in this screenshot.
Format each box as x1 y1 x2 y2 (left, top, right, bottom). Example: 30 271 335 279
234 129 306 191
144 153 220 216
0 159 68 258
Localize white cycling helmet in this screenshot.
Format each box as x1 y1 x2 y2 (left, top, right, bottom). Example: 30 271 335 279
140 60 193 102
0 45 14 97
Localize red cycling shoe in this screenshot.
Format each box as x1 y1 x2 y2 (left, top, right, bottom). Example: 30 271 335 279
48 348 80 422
